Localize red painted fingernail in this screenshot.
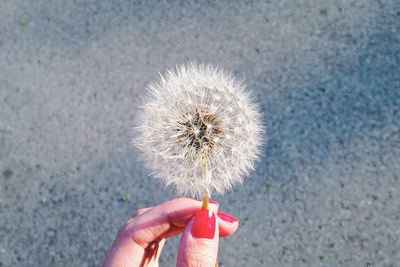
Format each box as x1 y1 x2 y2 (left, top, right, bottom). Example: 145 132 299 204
218 211 239 223
191 209 216 239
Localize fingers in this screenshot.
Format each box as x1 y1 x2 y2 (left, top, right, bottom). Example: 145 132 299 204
131 207 152 217
103 230 145 267
123 198 219 247
140 238 166 267
104 199 211 267
103 199 239 267
217 211 239 237
161 210 239 239
176 210 219 267
127 203 239 240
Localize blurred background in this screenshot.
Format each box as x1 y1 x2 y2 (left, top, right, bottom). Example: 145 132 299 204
1 1 399 266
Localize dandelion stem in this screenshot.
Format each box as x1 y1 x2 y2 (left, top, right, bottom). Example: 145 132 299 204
201 153 217 267
201 193 209 210
201 154 210 210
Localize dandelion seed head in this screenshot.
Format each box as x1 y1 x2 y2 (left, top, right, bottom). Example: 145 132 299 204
133 63 264 197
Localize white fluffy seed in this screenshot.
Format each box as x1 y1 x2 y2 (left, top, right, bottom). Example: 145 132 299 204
133 63 264 197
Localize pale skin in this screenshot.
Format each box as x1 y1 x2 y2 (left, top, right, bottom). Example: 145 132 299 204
103 198 239 267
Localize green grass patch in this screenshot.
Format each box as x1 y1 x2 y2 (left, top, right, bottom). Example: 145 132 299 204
120 193 130 202
21 19 30 26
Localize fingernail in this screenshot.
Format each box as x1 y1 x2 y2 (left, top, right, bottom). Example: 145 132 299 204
191 209 216 239
217 211 239 223
196 198 218 205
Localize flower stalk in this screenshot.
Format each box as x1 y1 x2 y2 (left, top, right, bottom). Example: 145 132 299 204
201 153 210 210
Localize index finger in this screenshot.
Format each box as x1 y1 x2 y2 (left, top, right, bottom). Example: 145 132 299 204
122 198 219 248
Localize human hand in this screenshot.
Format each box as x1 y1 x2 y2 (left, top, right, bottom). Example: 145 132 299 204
103 198 239 267
102 198 239 267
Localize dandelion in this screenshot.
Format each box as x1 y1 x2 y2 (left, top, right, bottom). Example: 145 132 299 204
133 63 263 198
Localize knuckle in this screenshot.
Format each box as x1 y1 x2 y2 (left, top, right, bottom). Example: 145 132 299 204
185 251 214 266
132 207 151 217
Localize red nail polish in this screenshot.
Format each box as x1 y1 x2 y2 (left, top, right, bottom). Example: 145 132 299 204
217 211 239 223
191 209 216 239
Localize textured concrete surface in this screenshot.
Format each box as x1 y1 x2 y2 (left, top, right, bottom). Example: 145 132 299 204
1 1 399 266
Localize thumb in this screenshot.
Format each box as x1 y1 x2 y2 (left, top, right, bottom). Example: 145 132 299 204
176 209 219 267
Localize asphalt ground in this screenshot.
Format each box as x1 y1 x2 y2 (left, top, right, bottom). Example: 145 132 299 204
1 1 399 266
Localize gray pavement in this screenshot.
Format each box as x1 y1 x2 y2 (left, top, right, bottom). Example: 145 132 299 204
1 1 399 266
